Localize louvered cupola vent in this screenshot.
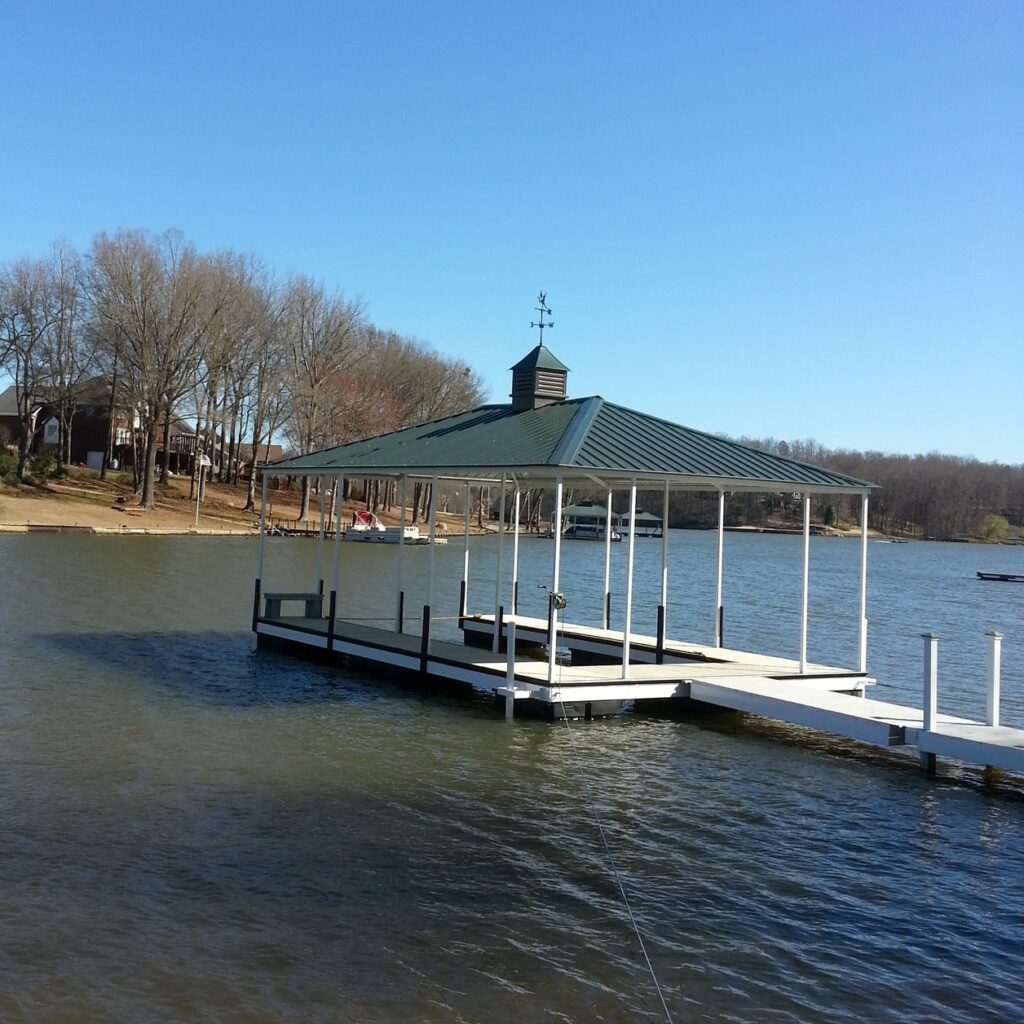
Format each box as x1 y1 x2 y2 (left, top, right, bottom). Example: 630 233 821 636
509 345 570 412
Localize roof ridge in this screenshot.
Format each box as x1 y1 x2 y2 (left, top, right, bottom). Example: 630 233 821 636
548 396 604 466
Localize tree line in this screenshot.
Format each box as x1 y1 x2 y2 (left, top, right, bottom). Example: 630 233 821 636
648 438 1023 540
0 230 486 516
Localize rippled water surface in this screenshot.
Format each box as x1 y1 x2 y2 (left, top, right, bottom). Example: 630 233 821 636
1 532 1022 1023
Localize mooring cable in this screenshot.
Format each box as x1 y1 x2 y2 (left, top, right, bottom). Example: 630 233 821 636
557 701 675 1024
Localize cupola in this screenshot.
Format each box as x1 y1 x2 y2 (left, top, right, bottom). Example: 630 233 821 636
509 345 570 411
511 292 569 411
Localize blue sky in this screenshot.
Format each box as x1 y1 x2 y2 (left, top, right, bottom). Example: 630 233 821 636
2 1 1021 462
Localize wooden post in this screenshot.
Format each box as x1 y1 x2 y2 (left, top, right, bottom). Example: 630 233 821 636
656 604 665 665
397 591 405 634
420 605 431 675
986 630 1002 727
327 590 337 653
251 578 261 633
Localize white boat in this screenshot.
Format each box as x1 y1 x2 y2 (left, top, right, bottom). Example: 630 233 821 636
345 511 445 544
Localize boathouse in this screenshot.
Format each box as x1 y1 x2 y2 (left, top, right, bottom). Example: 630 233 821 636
254 341 882 720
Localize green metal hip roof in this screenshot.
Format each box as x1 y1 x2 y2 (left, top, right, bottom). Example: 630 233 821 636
267 396 875 494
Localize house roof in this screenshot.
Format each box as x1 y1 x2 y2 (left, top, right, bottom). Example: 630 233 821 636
266 395 874 494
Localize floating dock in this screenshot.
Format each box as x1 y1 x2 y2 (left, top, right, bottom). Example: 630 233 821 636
254 604 1024 775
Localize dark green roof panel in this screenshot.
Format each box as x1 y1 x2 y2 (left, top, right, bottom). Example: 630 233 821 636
269 395 874 492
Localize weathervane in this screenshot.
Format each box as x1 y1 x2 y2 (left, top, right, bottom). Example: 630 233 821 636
529 291 554 345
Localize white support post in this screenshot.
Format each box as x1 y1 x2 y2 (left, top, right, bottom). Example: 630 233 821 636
922 632 938 732
332 474 343 596
511 484 521 615
395 475 406 631
505 619 518 720
622 477 638 680
493 474 506 652
462 481 471 616
315 476 326 592
859 494 869 673
800 492 811 674
256 472 268 581
547 475 563 685
603 487 613 630
714 490 725 647
986 630 1002 727
426 474 438 651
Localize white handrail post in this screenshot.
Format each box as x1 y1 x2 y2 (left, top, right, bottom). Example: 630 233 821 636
986 630 1002 727
714 490 725 646
603 486 613 630
858 494 869 672
922 632 938 732
547 474 563 685
505 619 518 720
493 473 506 652
622 476 638 680
800 491 810 673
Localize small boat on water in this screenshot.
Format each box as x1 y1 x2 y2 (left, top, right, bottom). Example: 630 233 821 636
977 571 1024 583
344 510 445 544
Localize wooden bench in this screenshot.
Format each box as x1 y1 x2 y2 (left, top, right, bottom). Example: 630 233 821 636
263 591 323 618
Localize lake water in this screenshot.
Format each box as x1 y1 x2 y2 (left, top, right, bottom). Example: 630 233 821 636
1 531 1022 1022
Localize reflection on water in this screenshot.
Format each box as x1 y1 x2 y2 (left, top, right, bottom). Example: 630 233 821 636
1 533 1023 1023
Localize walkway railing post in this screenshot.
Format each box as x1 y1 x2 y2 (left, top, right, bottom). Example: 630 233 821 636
986 630 1003 727
858 494 869 672
800 491 811 674
547 474 563 685
660 478 670 632
505 619 517 720
922 632 938 732
714 490 725 647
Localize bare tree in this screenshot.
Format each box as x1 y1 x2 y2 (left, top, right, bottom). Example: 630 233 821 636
280 277 365 519
0 256 62 479
88 229 207 509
